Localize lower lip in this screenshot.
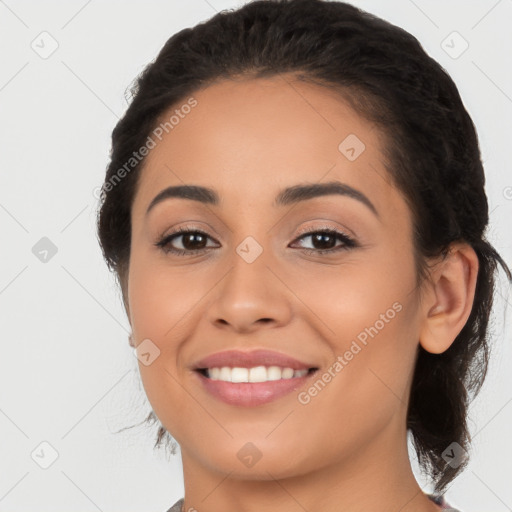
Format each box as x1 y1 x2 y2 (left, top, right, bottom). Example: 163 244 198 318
194 370 317 407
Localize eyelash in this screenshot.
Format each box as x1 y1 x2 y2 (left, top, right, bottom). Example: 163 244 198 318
154 225 357 256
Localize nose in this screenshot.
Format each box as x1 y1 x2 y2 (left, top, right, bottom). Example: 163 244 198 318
205 244 293 333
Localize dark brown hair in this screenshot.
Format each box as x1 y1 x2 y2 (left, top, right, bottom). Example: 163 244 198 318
96 0 511 494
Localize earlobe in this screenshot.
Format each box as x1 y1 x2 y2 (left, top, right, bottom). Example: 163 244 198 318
419 243 479 354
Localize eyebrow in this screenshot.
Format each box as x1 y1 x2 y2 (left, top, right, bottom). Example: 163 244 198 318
145 181 379 217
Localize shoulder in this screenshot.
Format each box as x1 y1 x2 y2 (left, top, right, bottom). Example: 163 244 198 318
164 497 184 512
167 496 462 512
427 493 462 511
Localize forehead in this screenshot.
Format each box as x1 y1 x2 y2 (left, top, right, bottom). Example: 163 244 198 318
132 74 402 218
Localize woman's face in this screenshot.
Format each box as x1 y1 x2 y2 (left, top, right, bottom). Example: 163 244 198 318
127 75 426 479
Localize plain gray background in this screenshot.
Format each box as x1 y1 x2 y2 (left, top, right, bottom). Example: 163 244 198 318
0 1 511 511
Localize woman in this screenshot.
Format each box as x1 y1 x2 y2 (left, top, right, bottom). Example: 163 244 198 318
96 1 511 510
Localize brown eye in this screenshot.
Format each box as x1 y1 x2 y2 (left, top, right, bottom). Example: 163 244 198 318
155 228 218 255
177 232 208 250
290 228 356 255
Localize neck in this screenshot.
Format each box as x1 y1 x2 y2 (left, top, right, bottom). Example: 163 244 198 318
178 415 441 512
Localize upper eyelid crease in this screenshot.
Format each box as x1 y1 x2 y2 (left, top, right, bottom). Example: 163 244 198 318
145 181 379 219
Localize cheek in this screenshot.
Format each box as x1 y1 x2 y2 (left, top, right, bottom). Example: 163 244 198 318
127 249 201 342
126 254 202 425
292 276 420 455
294 248 416 341
298 245 421 403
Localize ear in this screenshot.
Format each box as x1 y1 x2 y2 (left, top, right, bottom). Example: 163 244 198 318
419 242 479 354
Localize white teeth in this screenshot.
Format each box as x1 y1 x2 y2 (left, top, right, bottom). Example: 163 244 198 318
206 366 310 382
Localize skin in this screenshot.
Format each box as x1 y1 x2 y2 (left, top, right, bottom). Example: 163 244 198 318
125 74 478 512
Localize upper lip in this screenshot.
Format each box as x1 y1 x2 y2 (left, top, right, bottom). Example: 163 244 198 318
192 349 318 371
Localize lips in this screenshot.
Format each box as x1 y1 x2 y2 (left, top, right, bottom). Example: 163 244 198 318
190 349 320 407
192 349 318 371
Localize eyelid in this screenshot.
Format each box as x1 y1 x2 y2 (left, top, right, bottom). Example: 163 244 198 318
159 225 220 246
293 222 355 240
159 221 353 244
159 220 219 239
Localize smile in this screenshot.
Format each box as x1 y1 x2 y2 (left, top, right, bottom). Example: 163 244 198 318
194 366 319 406
198 365 315 382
